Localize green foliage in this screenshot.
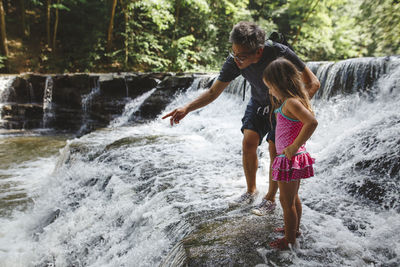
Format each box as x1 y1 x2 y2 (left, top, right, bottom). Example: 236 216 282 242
248 0 397 62
358 0 400 56
51 3 71 11
4 0 400 73
168 35 196 71
0 56 7 69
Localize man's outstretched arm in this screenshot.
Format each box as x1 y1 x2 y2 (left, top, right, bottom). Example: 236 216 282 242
300 66 320 99
162 79 230 126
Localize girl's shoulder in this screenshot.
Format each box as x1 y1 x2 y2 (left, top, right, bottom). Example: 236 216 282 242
282 98 303 120
284 98 302 109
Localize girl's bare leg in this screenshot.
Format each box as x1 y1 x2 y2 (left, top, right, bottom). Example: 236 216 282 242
278 180 300 243
295 182 302 233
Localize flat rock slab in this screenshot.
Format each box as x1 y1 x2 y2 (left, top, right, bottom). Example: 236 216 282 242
163 212 283 266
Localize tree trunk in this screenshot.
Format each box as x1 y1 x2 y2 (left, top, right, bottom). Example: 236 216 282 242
52 0 60 53
0 0 8 57
46 0 51 47
124 7 128 66
17 0 27 37
107 0 118 51
119 0 129 66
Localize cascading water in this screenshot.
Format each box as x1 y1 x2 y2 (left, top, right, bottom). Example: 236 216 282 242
0 76 16 125
0 56 399 266
78 78 101 135
109 88 158 128
124 76 130 97
0 76 16 102
42 76 55 129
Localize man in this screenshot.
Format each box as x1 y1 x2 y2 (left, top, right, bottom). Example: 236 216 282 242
162 21 320 215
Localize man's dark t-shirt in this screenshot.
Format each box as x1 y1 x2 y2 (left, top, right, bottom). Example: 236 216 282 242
217 42 306 107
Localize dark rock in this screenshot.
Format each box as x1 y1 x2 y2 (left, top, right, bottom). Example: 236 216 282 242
354 155 400 178
99 76 127 98
125 74 159 98
53 74 91 108
0 103 43 129
138 75 194 120
5 75 49 104
43 209 61 227
34 209 61 237
24 74 47 103
89 97 128 125
46 105 83 130
0 73 196 132
102 175 112 191
84 178 99 187
159 75 194 90
347 179 386 204
4 77 29 103
148 72 171 81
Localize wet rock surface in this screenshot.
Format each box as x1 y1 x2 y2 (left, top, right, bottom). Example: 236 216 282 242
0 103 43 129
0 73 198 133
136 75 194 121
162 214 278 266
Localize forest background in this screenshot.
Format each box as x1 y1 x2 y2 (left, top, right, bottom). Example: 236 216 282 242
0 0 399 74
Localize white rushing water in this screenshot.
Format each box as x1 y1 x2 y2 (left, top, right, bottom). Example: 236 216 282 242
42 76 55 129
0 57 399 266
0 76 17 124
109 88 157 128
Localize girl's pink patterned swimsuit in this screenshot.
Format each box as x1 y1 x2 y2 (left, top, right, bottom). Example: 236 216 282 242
272 100 315 182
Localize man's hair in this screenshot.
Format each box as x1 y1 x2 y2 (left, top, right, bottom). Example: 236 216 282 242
229 21 266 51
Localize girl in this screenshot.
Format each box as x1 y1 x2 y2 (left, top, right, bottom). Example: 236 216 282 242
263 57 318 249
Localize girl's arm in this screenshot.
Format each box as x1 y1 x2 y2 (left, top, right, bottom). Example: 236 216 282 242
282 98 318 159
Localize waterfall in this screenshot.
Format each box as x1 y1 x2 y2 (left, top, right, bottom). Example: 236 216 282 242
224 75 251 101
109 88 157 128
109 75 214 128
0 76 17 127
42 76 55 129
0 56 399 266
0 76 16 103
78 78 101 135
309 57 394 99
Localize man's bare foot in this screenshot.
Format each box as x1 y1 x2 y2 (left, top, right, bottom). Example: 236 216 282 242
228 190 259 208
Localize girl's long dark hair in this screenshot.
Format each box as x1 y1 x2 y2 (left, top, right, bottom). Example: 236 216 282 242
263 57 314 115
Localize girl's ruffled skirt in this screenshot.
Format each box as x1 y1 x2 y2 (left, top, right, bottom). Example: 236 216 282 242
272 152 315 182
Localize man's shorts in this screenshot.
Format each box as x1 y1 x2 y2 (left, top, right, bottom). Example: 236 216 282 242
241 98 276 146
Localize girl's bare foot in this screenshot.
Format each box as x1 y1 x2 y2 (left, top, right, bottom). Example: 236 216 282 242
269 237 290 250
274 227 301 238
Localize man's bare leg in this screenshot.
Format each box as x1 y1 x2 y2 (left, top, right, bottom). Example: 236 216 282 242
250 140 278 215
229 129 260 207
242 129 260 194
